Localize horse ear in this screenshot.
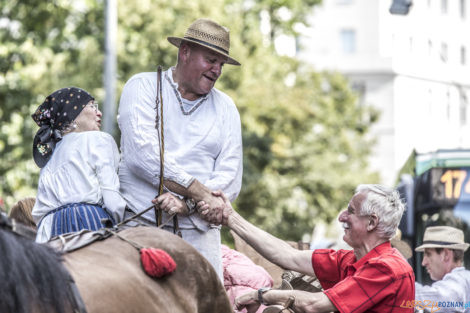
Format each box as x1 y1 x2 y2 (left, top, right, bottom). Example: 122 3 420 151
140 248 176 278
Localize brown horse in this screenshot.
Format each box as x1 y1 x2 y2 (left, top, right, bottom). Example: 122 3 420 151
61 226 231 313
0 212 232 313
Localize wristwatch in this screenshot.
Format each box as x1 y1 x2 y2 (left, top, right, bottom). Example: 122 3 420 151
258 287 271 305
184 197 196 215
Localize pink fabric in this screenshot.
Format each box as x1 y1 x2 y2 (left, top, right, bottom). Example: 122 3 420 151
222 245 273 313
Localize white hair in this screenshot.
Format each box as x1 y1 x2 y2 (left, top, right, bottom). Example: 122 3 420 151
356 184 405 240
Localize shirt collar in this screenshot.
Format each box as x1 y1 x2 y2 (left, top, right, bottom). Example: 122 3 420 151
349 241 392 272
165 66 210 101
449 266 466 273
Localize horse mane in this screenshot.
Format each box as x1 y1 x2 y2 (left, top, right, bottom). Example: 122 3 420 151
8 197 37 229
0 214 75 313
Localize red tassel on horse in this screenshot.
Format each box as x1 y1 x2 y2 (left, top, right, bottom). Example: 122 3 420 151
140 248 176 278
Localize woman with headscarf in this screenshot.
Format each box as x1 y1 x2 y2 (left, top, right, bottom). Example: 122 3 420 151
31 87 126 243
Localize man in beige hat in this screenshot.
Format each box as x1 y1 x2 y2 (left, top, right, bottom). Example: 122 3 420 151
117 18 242 279
415 226 470 313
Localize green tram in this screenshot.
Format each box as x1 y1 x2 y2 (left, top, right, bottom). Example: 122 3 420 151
397 149 470 284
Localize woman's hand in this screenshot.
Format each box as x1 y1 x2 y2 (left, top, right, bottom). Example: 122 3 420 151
152 193 188 215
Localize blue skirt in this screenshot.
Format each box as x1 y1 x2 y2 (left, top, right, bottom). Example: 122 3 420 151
48 203 115 238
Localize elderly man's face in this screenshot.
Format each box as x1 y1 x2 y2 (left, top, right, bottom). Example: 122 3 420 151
422 248 447 281
338 192 370 248
179 44 226 99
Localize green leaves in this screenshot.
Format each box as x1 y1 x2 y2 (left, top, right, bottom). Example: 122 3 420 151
0 0 378 243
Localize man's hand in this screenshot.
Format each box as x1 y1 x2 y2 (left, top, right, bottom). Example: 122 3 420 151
197 190 234 226
233 290 260 313
152 193 188 215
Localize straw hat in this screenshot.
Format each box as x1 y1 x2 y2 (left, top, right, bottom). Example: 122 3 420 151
167 18 240 66
415 226 469 252
391 229 412 259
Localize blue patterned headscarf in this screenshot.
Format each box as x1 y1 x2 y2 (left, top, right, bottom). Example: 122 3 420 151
32 87 94 168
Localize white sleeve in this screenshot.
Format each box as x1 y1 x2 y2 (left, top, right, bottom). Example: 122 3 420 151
203 102 243 201
118 74 194 188
90 133 127 223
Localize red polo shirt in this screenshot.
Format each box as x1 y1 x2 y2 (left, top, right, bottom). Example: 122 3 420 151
312 242 414 313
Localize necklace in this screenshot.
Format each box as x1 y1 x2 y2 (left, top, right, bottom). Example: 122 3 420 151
165 70 208 116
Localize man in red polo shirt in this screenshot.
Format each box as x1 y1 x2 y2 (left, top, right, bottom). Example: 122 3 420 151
198 184 415 313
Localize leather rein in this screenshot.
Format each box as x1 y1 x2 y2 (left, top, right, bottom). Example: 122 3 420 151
121 66 181 237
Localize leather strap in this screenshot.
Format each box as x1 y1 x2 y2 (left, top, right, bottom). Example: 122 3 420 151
154 66 181 238
155 66 164 227
68 275 89 313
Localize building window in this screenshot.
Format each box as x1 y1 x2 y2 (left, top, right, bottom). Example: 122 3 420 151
441 0 448 14
462 46 467 65
428 40 433 56
428 0 432 8
461 0 466 18
340 29 356 54
440 42 448 62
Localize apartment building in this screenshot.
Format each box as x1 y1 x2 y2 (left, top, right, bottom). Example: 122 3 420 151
297 0 470 185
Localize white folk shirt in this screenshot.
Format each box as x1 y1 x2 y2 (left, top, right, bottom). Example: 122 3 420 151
117 68 243 231
415 267 470 313
32 131 127 242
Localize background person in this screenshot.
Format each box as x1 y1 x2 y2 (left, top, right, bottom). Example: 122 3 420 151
117 18 243 279
32 87 126 242
199 184 415 313
8 197 36 229
415 226 470 313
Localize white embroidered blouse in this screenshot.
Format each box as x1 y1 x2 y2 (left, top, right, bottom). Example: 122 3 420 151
32 131 127 242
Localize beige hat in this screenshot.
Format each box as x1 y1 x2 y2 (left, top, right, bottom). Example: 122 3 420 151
167 18 240 66
415 226 469 252
391 229 412 259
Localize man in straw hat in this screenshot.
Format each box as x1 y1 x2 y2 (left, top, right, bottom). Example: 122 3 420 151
415 226 470 313
198 184 415 312
117 18 242 279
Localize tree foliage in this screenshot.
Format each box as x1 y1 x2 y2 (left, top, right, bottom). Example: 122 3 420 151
0 0 378 240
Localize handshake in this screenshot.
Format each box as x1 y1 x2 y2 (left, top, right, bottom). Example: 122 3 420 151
152 190 234 225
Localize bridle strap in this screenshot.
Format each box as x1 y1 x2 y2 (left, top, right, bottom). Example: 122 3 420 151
155 66 164 227
117 204 177 230
153 66 181 237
